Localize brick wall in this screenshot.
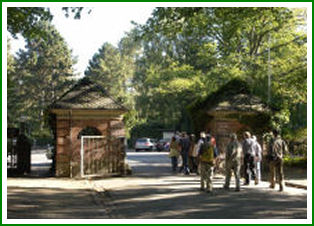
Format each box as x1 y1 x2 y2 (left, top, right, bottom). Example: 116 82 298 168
207 118 248 154
55 117 125 177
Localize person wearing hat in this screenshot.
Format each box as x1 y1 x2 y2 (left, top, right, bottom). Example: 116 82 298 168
242 131 256 185
224 133 242 191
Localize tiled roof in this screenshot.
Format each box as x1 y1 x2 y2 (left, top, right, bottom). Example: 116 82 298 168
189 79 270 114
51 77 127 111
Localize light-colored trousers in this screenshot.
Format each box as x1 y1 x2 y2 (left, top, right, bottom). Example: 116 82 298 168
269 159 284 189
256 161 261 183
224 161 241 189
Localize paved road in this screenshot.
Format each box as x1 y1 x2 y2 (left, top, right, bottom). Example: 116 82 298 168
7 149 105 219
6 150 308 220
90 151 307 219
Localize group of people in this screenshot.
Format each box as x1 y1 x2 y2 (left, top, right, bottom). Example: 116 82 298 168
169 129 288 194
168 131 219 194
168 131 218 175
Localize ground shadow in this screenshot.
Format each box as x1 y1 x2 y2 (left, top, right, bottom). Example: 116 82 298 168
7 186 108 219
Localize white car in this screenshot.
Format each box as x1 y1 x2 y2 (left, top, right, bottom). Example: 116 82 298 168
135 138 155 152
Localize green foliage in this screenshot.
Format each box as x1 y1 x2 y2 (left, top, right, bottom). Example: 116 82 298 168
283 156 307 169
270 108 291 131
7 7 88 40
31 128 53 147
7 7 307 152
7 7 53 39
7 40 17 126
284 127 307 156
85 42 135 106
8 21 76 134
62 7 90 19
132 7 307 136
285 127 307 143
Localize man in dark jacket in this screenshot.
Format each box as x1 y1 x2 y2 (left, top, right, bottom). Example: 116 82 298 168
180 132 190 175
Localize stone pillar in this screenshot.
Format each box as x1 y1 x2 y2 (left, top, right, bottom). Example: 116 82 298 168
55 119 71 177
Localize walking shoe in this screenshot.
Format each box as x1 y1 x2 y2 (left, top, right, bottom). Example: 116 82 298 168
269 184 275 189
235 187 240 192
200 187 205 191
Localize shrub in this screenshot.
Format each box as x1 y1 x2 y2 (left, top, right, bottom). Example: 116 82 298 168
283 156 307 168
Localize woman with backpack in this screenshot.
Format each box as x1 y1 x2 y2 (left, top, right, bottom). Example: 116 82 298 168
198 133 215 194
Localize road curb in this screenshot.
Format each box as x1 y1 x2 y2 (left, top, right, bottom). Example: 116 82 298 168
285 182 307 190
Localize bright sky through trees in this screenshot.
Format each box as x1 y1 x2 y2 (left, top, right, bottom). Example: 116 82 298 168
10 6 155 77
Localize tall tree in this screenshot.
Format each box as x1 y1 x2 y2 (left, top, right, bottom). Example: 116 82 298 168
7 7 88 39
7 39 19 126
11 21 76 131
85 42 135 105
132 7 307 131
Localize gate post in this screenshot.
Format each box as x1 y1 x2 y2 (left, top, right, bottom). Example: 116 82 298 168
80 136 84 177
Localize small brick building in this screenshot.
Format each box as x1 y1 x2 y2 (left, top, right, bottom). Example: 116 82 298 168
49 78 127 177
189 79 271 154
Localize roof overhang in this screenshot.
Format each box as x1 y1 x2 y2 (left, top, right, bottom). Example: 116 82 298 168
50 109 126 120
207 110 264 117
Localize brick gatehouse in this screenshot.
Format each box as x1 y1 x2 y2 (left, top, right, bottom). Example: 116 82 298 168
189 79 271 154
49 78 127 177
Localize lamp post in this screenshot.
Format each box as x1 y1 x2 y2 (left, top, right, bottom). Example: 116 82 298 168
267 33 271 104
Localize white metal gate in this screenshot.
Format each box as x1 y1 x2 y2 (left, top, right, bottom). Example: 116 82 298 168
80 135 124 177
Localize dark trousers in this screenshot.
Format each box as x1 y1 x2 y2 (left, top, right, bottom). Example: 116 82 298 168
244 154 256 184
171 156 178 171
188 156 198 173
180 151 190 174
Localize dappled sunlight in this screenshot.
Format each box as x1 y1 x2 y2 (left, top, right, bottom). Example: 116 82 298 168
100 183 306 219
7 150 307 219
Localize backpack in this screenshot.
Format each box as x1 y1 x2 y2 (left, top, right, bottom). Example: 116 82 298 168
270 138 287 160
199 141 214 164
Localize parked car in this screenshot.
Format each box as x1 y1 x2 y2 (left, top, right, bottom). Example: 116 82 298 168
46 144 54 160
135 138 156 152
156 138 171 152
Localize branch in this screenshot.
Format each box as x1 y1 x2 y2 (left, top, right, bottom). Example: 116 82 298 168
257 35 306 56
277 64 306 78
